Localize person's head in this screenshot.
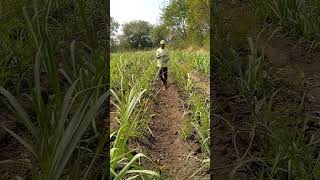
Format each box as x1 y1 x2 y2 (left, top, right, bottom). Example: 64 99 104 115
160 40 166 49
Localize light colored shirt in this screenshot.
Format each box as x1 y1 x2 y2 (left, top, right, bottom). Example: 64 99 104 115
156 48 169 67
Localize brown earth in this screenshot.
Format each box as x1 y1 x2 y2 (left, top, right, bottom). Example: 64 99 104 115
212 1 320 177
212 24 320 179
212 97 256 180
136 77 208 179
0 101 35 179
258 28 320 104
0 124 34 179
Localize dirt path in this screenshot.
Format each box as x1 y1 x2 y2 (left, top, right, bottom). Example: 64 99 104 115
138 77 205 179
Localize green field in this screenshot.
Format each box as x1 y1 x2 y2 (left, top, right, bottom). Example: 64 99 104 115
110 50 210 179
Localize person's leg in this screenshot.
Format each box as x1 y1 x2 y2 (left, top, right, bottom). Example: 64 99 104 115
163 67 168 87
158 68 163 80
159 68 165 84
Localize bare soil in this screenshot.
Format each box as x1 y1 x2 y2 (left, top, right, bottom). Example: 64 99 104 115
0 124 34 179
212 25 320 179
212 2 320 177
259 28 320 104
212 96 256 179
0 103 34 179
136 77 207 179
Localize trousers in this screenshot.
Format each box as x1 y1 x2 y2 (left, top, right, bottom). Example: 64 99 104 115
158 67 168 85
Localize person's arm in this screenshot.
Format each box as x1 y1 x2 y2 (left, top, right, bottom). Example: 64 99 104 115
156 49 162 59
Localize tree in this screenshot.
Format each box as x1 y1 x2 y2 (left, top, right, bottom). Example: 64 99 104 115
110 17 119 51
187 0 210 46
161 0 188 40
110 17 119 36
158 0 210 48
122 20 153 49
152 24 169 46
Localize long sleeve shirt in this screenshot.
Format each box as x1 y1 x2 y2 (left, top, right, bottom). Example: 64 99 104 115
156 48 169 67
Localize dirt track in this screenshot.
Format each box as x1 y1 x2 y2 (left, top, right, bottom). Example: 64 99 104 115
138 77 206 179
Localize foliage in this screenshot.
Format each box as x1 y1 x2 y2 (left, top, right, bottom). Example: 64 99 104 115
110 50 210 178
250 0 320 43
160 0 210 48
152 24 169 46
214 36 320 179
111 17 120 36
238 38 265 97
121 20 154 50
186 0 210 47
161 0 188 40
170 50 210 177
0 0 108 178
110 51 162 179
110 17 120 51
112 0 210 51
211 4 258 51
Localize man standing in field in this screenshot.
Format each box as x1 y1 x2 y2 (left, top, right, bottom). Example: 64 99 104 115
156 40 169 89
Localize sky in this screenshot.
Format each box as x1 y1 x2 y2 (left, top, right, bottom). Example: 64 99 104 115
111 0 167 34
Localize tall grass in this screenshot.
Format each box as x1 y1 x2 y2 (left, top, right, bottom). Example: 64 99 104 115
110 50 209 178
171 51 209 77
0 0 108 178
110 51 162 179
238 37 265 97
250 0 320 43
214 35 320 179
170 50 210 177
0 82 108 179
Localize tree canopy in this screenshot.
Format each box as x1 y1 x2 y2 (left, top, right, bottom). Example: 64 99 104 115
110 0 209 51
152 24 169 46
110 17 119 51
161 0 188 40
121 20 153 49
